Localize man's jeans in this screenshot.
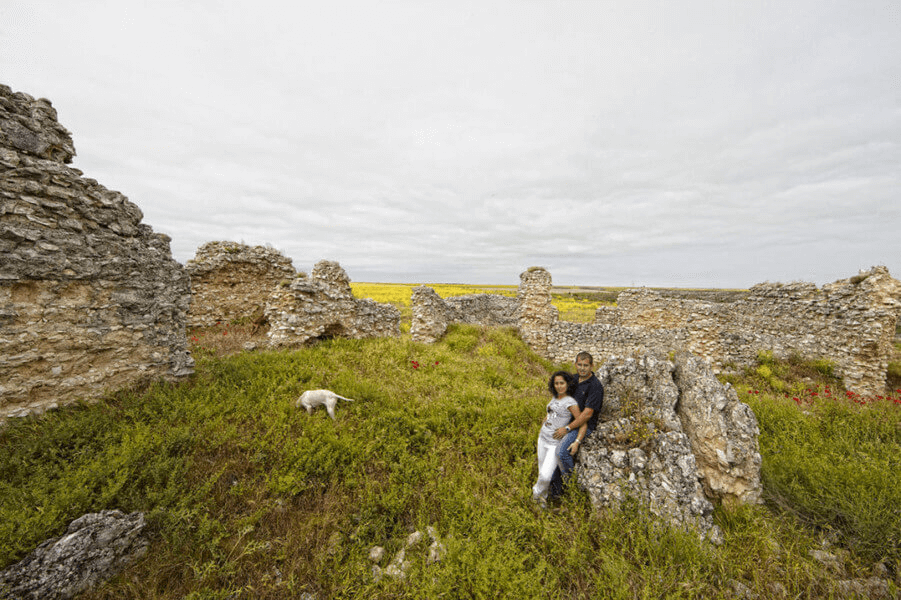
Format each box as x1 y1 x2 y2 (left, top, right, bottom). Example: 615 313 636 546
549 427 593 498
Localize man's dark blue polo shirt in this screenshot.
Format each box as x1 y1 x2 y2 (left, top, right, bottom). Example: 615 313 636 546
572 373 604 431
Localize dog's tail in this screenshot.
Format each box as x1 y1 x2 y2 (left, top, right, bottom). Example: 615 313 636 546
336 395 355 403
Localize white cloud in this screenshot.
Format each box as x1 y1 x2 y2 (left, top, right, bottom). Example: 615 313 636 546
1 0 898 286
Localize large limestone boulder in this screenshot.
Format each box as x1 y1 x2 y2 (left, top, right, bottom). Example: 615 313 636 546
579 355 722 542
0 510 148 600
673 352 762 506
577 353 762 541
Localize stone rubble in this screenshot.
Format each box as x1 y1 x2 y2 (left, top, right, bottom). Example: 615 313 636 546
0 510 148 600
834 577 893 599
370 526 446 582
1 83 193 422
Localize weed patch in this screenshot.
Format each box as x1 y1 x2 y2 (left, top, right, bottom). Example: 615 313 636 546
1 331 898 597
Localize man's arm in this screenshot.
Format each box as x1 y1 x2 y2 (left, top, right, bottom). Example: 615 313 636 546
567 423 589 455
553 407 594 439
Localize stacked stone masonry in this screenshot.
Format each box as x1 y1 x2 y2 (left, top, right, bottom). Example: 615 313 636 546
0 84 193 421
186 241 296 327
525 266 901 397
410 285 518 343
265 260 400 347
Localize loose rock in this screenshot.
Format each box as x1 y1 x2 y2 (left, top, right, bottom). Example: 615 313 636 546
0 510 148 600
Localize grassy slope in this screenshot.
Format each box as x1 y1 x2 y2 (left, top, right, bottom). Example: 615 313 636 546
0 327 899 598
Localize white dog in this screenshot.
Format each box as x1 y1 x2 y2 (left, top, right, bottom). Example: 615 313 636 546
295 389 355 420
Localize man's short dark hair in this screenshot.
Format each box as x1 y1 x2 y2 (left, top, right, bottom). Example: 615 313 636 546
548 371 574 396
575 351 593 365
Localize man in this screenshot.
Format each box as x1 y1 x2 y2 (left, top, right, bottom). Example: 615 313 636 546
549 351 604 498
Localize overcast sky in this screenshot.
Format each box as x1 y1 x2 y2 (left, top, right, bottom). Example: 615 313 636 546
2 1 898 287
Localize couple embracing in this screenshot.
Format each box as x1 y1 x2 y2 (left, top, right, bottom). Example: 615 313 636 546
532 351 604 504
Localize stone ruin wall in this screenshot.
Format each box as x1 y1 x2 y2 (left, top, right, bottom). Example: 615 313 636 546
185 241 296 327
185 244 401 347
265 259 400 347
533 266 901 397
0 84 193 421
410 285 519 343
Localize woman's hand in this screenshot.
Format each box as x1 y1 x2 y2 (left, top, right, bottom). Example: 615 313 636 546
567 440 580 456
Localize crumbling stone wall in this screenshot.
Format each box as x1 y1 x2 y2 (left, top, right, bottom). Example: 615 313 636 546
265 260 400 346
0 84 193 421
513 267 557 355
521 266 901 396
411 286 451 343
410 286 518 343
186 241 296 327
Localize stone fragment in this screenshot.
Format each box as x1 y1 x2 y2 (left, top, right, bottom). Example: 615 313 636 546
834 577 892 599
427 540 446 564
809 548 842 571
729 579 758 600
0 510 148 600
368 546 385 563
405 530 423 547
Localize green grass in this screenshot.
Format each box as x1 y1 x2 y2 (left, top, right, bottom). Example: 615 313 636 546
723 355 901 568
1 328 899 598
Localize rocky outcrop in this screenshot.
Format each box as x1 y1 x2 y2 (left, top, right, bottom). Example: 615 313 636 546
185 241 296 327
0 84 193 422
673 353 762 506
265 260 400 346
0 510 148 600
577 354 762 541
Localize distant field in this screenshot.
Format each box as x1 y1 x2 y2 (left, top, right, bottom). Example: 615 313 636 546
350 282 748 324
350 282 611 323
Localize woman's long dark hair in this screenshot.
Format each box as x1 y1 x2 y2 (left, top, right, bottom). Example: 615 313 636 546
547 371 574 397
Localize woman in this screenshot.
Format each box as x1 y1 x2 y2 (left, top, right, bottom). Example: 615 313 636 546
532 371 586 504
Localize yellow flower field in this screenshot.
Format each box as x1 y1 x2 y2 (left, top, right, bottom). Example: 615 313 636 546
350 282 610 323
